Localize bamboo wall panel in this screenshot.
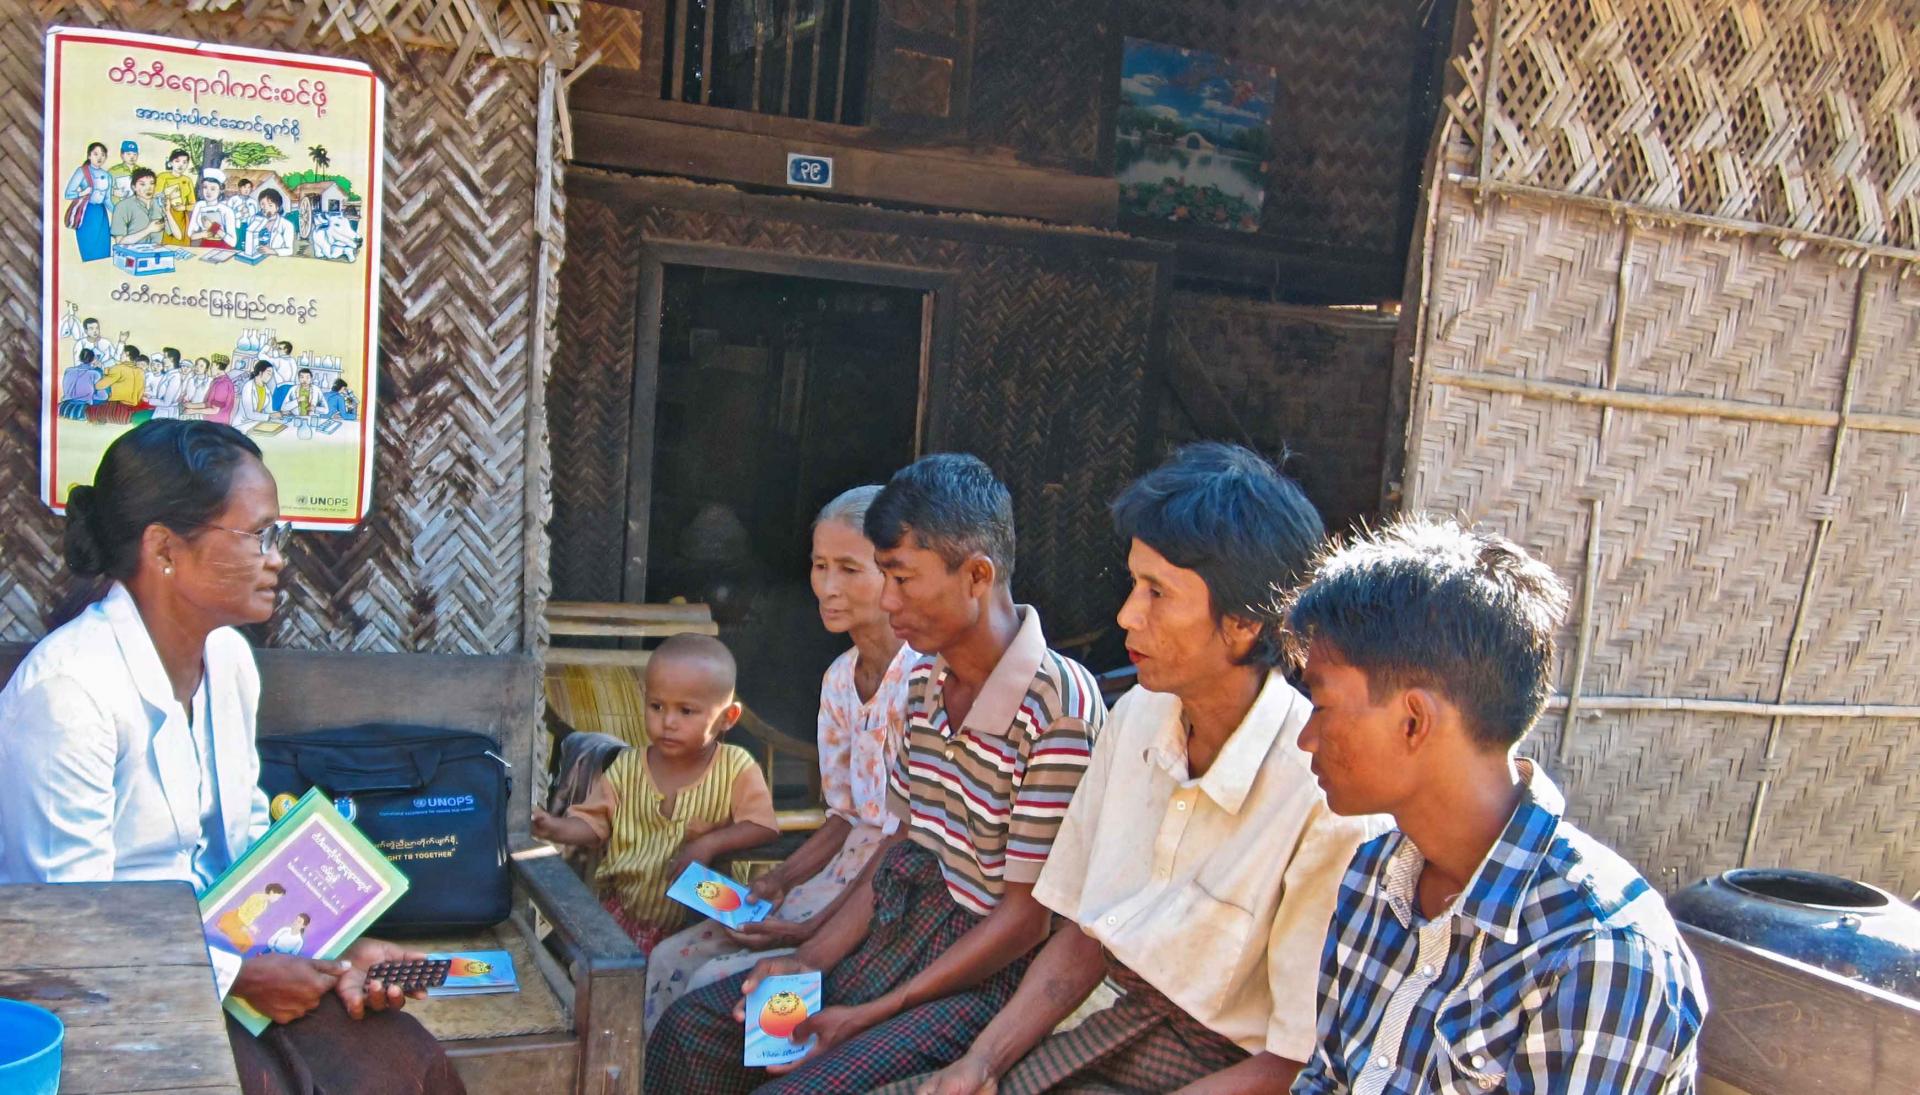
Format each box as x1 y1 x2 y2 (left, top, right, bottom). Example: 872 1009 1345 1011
1551 710 1766 890
1 1 562 653
1413 387 1829 702
1789 430 1920 706
1747 715 1920 889
1160 294 1396 536
1407 179 1920 894
1447 0 1920 251
1786 272 1920 705
968 0 1108 172
550 198 639 605
553 178 1161 644
1618 223 1858 407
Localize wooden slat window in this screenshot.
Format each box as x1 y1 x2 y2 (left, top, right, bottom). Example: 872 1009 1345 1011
663 0 876 125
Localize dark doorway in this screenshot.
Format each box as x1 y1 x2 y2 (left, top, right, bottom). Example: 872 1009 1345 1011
643 264 925 736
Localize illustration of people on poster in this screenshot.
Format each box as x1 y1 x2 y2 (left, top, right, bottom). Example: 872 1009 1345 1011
42 27 382 528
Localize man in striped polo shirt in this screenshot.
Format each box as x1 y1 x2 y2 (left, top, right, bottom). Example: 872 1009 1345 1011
646 453 1104 1095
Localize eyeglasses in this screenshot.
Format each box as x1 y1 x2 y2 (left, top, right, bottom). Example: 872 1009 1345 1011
201 520 293 557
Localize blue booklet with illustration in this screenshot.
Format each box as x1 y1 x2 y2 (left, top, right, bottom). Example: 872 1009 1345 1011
666 862 773 930
744 971 821 1067
426 950 518 997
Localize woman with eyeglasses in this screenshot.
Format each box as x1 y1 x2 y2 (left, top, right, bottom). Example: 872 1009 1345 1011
0 420 465 1095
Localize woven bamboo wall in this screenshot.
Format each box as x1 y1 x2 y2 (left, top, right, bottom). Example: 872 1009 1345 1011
0 0 568 653
1409 188 1920 893
553 176 1163 645
1446 0 1920 250
1402 0 1920 895
1159 294 1397 537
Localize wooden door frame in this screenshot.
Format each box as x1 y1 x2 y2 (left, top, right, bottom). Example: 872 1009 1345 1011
624 240 955 599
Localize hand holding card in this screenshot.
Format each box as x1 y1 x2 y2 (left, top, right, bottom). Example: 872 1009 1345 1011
743 971 822 1068
667 862 774 930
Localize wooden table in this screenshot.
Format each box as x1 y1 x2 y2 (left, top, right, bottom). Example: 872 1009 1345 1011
0 881 242 1094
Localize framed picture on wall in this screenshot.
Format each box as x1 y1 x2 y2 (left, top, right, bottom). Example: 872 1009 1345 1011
1114 38 1276 234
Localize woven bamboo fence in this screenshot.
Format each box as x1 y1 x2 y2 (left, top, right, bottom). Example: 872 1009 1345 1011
1399 0 1920 895
0 0 579 655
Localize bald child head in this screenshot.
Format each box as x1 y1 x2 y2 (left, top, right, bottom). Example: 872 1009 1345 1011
644 634 743 757
647 633 737 703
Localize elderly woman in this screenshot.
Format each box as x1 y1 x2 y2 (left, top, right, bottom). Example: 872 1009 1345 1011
0 420 463 1095
642 484 914 1032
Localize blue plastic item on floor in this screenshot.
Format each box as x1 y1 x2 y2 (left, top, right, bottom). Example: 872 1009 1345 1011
0 997 63 1094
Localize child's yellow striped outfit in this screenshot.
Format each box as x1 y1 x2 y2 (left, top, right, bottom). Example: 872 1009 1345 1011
567 742 776 950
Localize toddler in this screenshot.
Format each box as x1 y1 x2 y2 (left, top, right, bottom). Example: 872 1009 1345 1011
533 633 779 952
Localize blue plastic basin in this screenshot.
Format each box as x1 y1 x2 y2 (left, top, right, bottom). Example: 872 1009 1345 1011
0 998 64 1095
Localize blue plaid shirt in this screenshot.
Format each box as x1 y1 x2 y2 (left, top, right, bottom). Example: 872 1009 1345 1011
1292 762 1705 1094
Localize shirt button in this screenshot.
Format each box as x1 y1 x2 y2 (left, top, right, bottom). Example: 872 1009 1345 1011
1373 1056 1390 1070
1175 800 1188 811
1472 1054 1487 1069
1421 964 1435 978
1106 915 1116 925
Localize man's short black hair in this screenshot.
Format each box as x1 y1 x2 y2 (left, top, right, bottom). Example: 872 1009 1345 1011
79 348 95 365
129 167 156 187
1112 442 1325 670
1286 516 1570 750
865 453 1016 585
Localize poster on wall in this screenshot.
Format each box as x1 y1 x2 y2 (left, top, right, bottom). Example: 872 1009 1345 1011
1115 38 1276 234
42 26 382 529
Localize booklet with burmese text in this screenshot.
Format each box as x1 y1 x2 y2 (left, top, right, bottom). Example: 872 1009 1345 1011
199 787 409 1034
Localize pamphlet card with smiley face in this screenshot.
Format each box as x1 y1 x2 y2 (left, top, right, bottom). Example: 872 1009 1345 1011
425 950 518 997
667 862 774 929
744 971 821 1067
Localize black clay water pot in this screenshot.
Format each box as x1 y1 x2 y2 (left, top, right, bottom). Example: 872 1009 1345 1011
1668 868 1920 997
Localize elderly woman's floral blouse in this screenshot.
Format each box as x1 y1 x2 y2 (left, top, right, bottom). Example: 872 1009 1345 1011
816 642 916 833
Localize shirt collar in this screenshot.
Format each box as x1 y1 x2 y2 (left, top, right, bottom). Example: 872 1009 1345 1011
933 604 1046 738
101 581 181 715
1381 759 1565 943
1146 671 1309 814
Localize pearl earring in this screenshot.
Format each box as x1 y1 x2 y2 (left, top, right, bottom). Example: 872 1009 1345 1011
163 565 173 576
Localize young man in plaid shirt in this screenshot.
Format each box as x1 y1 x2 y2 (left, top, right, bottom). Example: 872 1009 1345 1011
645 454 1104 1094
1287 517 1706 1094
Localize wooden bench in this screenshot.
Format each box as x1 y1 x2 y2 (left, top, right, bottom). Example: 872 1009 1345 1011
0 643 645 1095
1683 922 1920 1094
545 600 718 669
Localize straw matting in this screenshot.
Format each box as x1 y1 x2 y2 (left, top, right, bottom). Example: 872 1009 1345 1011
1405 179 1920 895
0 1 566 654
1445 0 1920 251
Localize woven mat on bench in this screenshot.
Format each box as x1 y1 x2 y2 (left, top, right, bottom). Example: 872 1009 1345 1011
399 923 571 1041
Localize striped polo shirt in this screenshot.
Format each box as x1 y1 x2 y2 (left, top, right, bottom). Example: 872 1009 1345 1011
887 605 1105 915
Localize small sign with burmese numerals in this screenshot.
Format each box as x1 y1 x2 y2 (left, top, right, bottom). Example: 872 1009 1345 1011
786 152 833 189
